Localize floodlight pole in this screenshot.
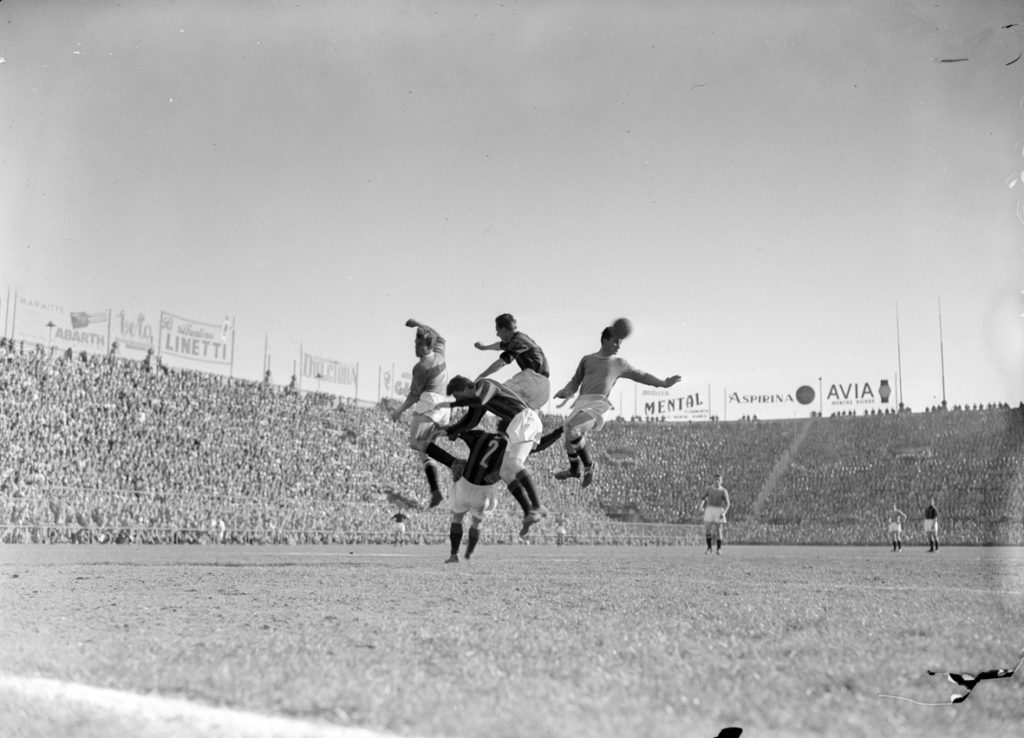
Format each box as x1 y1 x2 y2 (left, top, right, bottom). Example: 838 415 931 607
895 301 904 410
938 298 947 408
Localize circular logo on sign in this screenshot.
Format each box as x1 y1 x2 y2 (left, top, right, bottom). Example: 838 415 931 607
795 385 816 405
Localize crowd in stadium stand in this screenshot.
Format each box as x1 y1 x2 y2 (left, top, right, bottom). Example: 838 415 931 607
1 337 1022 546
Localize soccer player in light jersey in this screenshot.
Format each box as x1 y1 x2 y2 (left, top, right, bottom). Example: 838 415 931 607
473 313 551 411
432 428 509 561
425 375 547 538
887 504 908 552
549 326 681 488
700 474 730 554
390 319 449 508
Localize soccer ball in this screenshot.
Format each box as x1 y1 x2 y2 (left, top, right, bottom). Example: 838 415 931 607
611 318 633 340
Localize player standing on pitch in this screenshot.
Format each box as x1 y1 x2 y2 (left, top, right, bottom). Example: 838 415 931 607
390 319 449 508
924 498 939 552
547 320 681 488
887 503 908 552
699 474 730 554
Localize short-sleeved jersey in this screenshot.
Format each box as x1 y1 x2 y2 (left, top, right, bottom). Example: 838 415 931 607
558 353 652 399
702 485 730 509
447 378 529 434
925 504 938 520
391 512 409 524
407 330 447 400
456 429 508 486
499 332 549 377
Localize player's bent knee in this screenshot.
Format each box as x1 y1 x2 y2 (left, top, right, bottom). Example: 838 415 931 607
500 457 525 481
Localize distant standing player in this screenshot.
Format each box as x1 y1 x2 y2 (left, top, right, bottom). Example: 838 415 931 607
924 498 939 552
549 321 681 488
700 473 730 554
473 313 551 411
887 504 907 552
390 319 449 508
390 510 409 546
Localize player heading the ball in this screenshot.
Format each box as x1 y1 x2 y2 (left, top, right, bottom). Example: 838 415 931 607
546 321 681 488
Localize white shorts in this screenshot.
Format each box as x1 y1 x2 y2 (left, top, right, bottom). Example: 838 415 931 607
392 523 406 535
413 391 450 423
409 392 450 446
923 519 938 533
503 369 551 411
887 522 902 533
450 478 499 520
566 395 613 433
703 506 726 524
506 408 543 447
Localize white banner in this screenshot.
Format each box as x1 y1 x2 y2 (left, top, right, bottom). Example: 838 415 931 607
639 387 710 421
11 292 109 355
822 378 895 411
159 311 233 366
111 308 157 357
300 350 358 387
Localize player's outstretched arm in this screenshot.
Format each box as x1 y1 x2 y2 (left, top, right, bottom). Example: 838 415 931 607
474 341 501 351
662 375 682 388
475 357 507 380
629 371 682 389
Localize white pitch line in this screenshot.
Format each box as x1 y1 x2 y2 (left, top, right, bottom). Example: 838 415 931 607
0 673 419 738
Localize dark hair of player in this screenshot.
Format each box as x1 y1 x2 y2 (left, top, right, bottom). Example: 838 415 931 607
446 375 476 395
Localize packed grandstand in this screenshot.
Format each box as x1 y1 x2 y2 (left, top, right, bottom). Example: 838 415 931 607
2 340 1022 546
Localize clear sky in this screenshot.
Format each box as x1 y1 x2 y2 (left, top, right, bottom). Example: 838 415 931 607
4 0 1023 419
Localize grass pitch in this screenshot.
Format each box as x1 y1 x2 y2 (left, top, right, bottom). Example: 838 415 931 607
1 543 1022 738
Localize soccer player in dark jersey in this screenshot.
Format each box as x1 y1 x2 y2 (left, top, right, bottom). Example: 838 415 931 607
431 428 508 562
425 375 547 538
390 510 409 546
474 313 551 411
390 319 449 508
924 498 939 552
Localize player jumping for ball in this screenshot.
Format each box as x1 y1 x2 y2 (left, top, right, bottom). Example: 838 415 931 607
548 321 681 488
425 375 547 538
473 313 551 411
390 319 449 508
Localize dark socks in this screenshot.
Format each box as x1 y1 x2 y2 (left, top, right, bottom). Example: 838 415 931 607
449 522 463 556
516 470 541 509
425 462 440 494
507 480 532 516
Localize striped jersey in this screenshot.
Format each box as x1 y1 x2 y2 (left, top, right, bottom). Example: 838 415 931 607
447 378 528 434
455 429 508 486
407 329 447 400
